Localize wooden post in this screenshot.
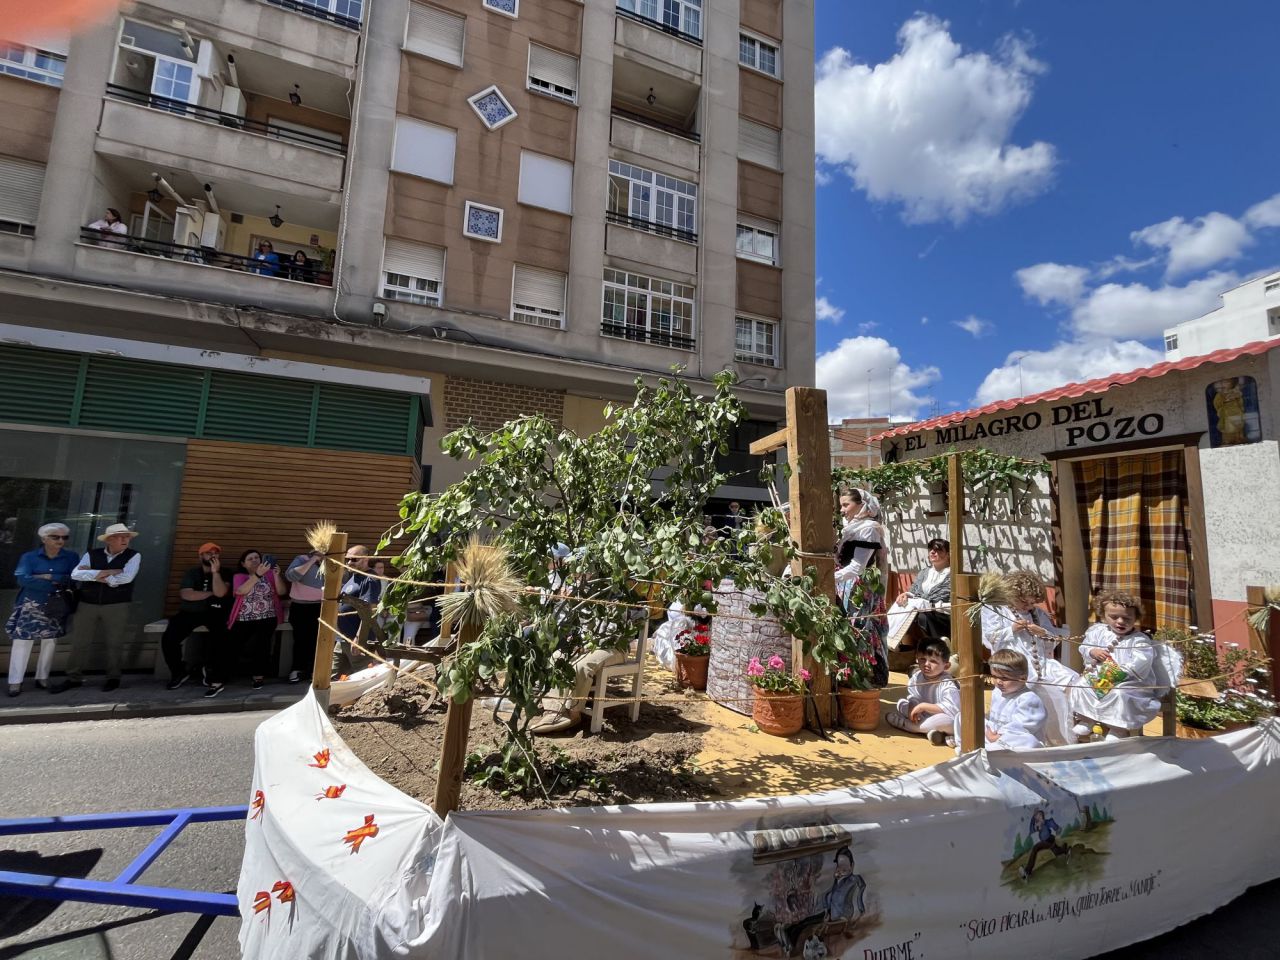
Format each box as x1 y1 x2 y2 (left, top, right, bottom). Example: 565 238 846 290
783 386 837 729
947 454 984 753
1246 585 1279 706
311 530 348 710
1052 462 1089 672
432 619 480 818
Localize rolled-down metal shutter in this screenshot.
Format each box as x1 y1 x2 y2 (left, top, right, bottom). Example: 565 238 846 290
383 238 444 282
0 157 46 226
738 119 781 170
511 265 566 327
406 2 465 66
528 44 578 95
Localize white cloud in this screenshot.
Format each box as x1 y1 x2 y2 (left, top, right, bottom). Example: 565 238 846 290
816 336 941 420
1015 262 1090 306
1093 254 1158 280
920 316 930 325
814 15 1056 224
856 320 880 334
974 339 1164 405
1244 192 1280 229
816 296 845 323
1131 212 1251 278
1071 271 1235 339
954 315 994 337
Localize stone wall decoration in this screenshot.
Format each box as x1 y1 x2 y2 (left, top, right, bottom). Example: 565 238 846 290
707 580 793 716
466 85 517 131
463 201 503 243
482 0 518 16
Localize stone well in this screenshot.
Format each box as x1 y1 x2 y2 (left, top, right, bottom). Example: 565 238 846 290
706 580 793 715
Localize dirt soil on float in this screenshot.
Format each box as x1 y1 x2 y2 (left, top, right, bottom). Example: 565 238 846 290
336 670 995 810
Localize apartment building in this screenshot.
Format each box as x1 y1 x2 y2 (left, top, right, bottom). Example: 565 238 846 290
0 0 815 658
1163 270 1280 360
830 417 892 472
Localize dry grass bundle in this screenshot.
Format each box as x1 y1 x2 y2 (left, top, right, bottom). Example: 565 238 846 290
965 571 1016 628
306 520 338 554
437 538 523 630
1247 584 1280 633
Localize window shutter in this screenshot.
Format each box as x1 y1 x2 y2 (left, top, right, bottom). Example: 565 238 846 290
203 372 315 446
738 213 778 234
738 119 781 170
314 384 415 455
0 345 79 425
513 265 566 313
383 238 444 281
406 2 465 67
391 118 456 184
528 44 578 94
78 357 203 436
0 157 46 225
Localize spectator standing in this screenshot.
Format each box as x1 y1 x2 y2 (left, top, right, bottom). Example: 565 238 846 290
251 241 279 277
160 542 230 690
55 523 142 693
87 208 128 245
206 549 286 696
6 522 79 696
332 545 382 677
285 547 325 684
287 250 311 283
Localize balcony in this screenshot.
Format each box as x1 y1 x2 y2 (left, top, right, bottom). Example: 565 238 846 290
97 92 346 202
601 320 695 351
614 14 701 83
260 0 362 30
614 3 702 47
151 0 360 71
610 110 699 177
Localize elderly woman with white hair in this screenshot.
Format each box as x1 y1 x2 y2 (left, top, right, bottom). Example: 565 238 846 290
6 522 80 696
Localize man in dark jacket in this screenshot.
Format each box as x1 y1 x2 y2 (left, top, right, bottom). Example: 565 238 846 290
55 524 142 692
161 542 230 689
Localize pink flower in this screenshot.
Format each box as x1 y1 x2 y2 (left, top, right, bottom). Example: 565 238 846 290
767 655 785 671
747 657 764 677
800 669 811 682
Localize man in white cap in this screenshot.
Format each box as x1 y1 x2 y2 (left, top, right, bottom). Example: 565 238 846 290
53 523 142 693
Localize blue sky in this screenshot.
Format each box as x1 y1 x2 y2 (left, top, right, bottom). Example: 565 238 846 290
812 0 1280 421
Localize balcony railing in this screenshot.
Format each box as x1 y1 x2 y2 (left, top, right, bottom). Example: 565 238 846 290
79 228 333 286
261 0 361 30
606 210 697 244
615 7 702 46
611 107 700 143
601 320 695 351
105 84 348 155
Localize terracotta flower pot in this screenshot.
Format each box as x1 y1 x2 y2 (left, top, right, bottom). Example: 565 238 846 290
838 688 882 731
752 688 804 737
675 652 709 691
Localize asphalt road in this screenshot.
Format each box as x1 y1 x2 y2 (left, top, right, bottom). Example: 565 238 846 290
0 712 266 960
0 713 1274 959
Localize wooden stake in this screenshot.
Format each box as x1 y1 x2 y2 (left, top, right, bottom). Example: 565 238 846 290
311 530 348 711
1246 585 1279 706
432 619 480 818
783 386 837 729
946 454 984 752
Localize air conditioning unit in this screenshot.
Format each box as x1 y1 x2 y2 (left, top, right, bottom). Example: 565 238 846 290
173 205 204 248
220 86 246 127
199 212 226 250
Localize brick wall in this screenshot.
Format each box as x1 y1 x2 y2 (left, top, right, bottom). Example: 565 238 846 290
443 376 566 433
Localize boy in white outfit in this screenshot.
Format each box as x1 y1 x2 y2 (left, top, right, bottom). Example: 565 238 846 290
886 638 960 747
985 649 1047 751
1070 590 1164 741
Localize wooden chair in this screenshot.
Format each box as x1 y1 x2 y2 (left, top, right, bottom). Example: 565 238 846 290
582 616 651 734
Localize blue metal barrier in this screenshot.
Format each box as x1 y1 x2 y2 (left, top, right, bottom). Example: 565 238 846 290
0 805 247 917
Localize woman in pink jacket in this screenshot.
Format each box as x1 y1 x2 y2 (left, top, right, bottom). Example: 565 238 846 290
205 549 286 697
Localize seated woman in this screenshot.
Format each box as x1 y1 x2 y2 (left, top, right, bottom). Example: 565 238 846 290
887 537 951 646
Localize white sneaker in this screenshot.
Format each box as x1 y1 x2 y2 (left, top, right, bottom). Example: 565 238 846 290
288 670 301 684
1072 723 1093 740
927 729 948 746
946 735 956 749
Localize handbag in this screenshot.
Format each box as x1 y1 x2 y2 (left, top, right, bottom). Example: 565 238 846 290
44 587 78 620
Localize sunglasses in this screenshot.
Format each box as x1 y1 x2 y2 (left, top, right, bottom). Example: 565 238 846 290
46 534 69 540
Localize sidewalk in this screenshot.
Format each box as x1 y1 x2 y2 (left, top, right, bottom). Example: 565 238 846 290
0 674 307 725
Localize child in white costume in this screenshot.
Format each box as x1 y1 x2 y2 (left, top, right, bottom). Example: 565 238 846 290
1070 591 1177 740
981 571 1078 746
885 638 960 747
985 649 1047 751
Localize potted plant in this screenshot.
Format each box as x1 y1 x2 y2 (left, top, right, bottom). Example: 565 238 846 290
746 655 808 737
674 622 711 690
1169 628 1275 737
312 244 337 286
833 654 880 731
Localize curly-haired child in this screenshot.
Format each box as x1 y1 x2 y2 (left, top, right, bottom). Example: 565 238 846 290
1069 591 1169 741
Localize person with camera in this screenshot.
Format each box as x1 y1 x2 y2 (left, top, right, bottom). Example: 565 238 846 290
6 522 79 696
161 542 230 690
205 549 286 697
285 546 326 684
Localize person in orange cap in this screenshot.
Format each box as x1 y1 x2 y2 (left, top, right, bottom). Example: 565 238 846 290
158 541 230 690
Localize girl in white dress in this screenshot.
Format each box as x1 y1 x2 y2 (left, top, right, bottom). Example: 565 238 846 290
981 571 1078 746
986 648 1047 750
1069 591 1168 740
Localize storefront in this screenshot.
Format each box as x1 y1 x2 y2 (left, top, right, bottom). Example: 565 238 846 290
874 339 1280 648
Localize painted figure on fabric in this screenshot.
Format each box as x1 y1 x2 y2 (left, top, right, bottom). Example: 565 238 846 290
822 846 866 931
1019 809 1069 880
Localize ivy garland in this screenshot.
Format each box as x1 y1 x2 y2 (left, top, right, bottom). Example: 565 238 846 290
832 449 1052 515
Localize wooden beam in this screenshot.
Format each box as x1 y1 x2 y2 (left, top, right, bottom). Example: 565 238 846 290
945 454 984 753
784 387 837 729
749 427 790 457
432 619 480 818
1052 462 1089 673
311 530 348 710
1182 444 1215 632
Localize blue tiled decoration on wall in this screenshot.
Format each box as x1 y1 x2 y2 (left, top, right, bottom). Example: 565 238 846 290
465 205 502 241
469 88 515 129
483 0 517 15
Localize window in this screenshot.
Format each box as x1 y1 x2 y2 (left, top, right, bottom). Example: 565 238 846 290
739 32 779 78
467 85 517 130
1265 277 1280 294
616 0 702 41
0 157 45 234
518 151 573 214
736 215 778 265
0 43 66 86
527 43 578 103
511 265 567 328
405 2 465 67
738 118 781 170
607 160 697 242
297 0 364 23
381 238 444 306
463 201 503 242
482 0 518 17
391 117 456 183
736 316 778 366
601 268 695 349
1164 333 1178 351
117 20 200 112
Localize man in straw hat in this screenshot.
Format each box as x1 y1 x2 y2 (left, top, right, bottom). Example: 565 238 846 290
53 523 142 693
